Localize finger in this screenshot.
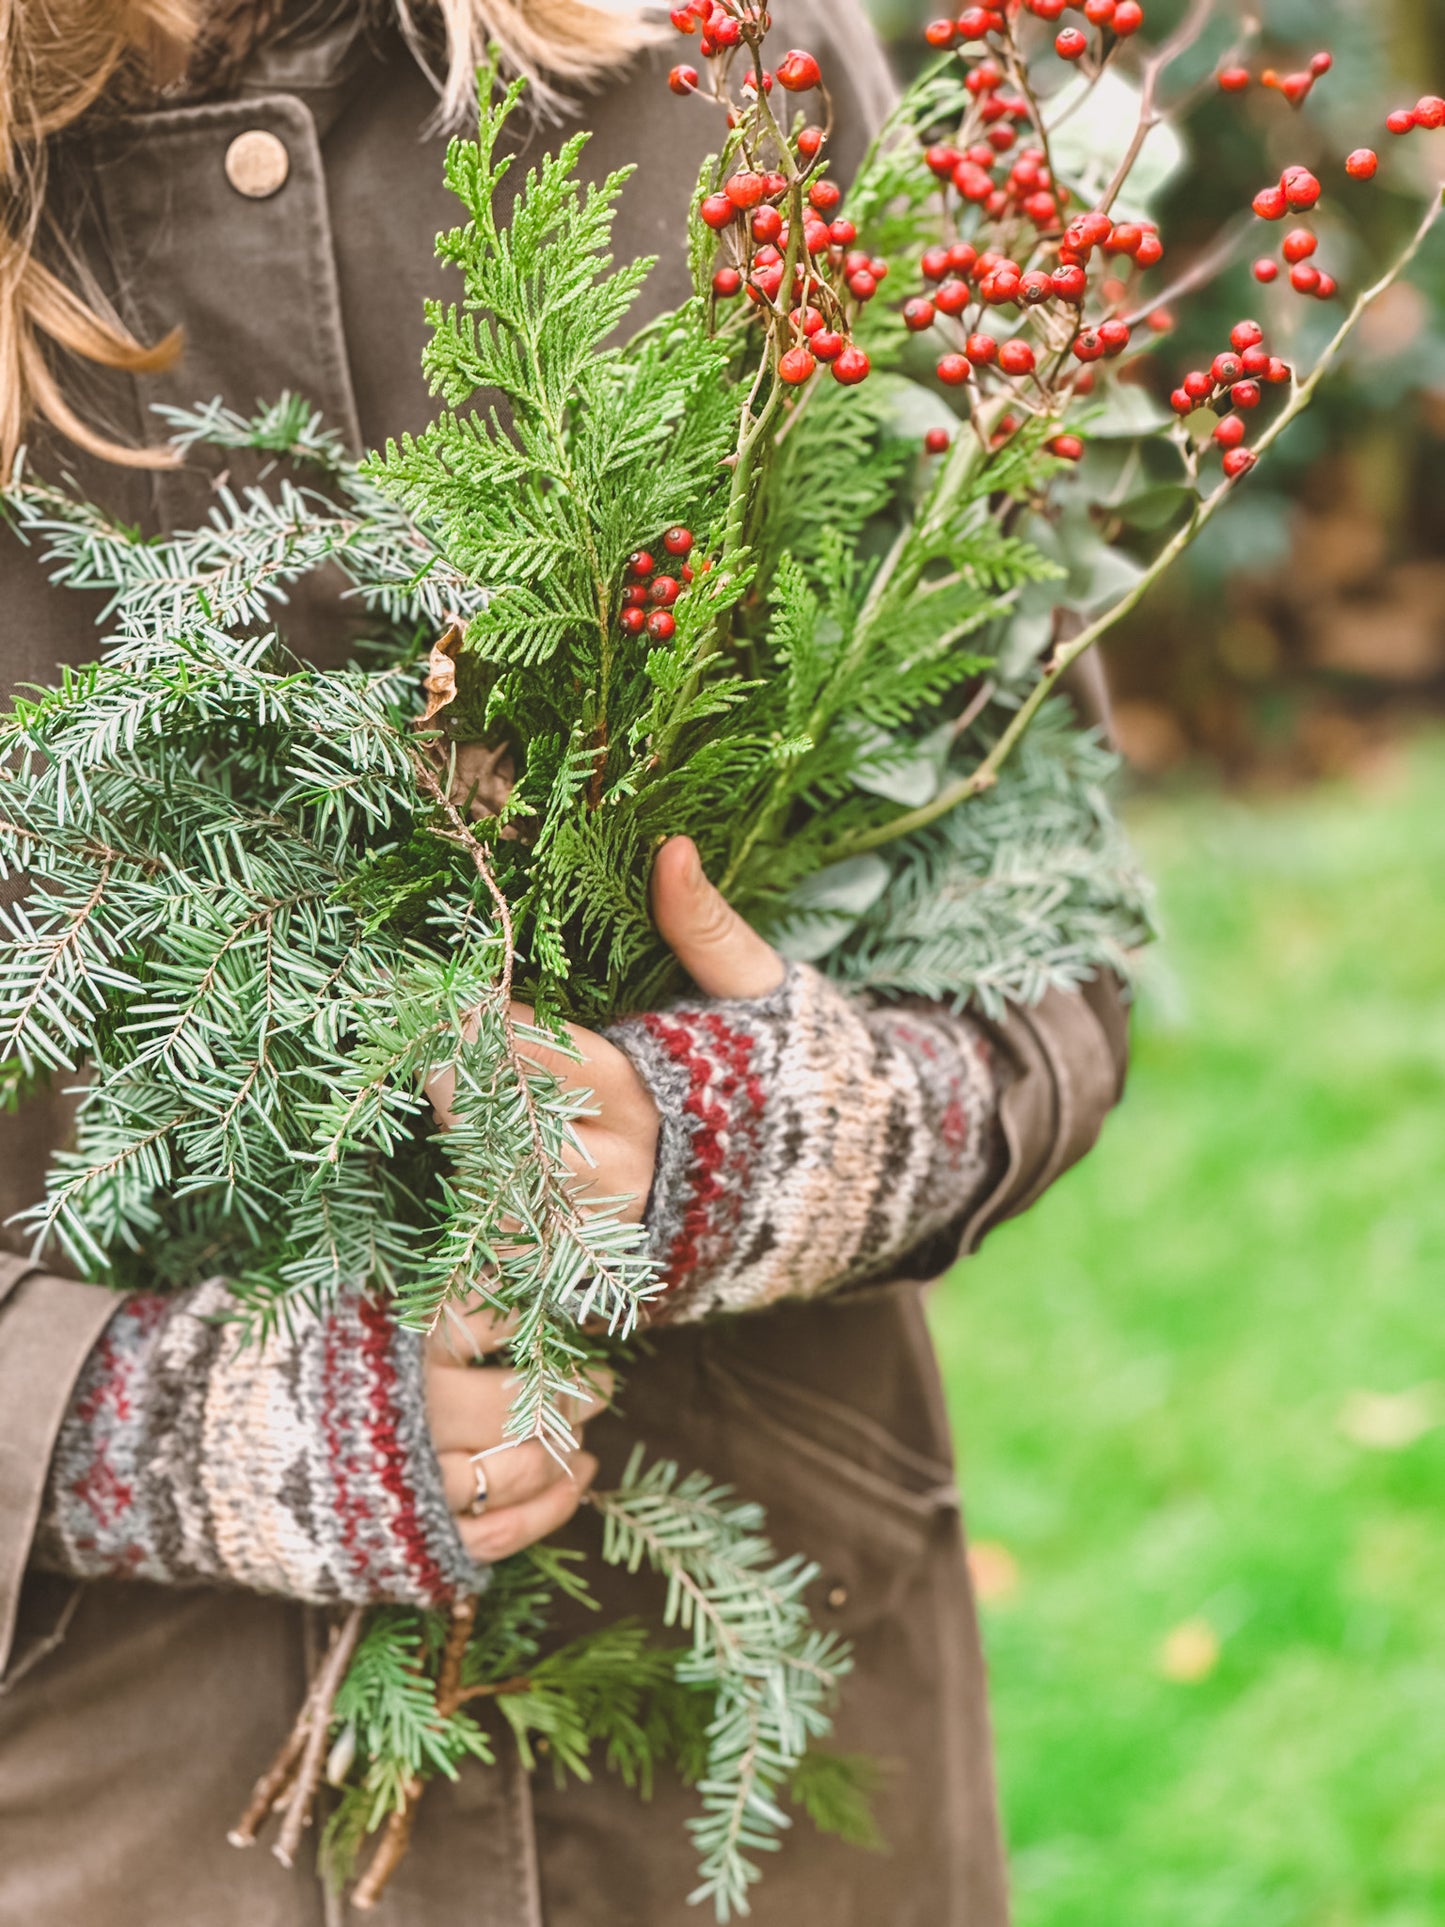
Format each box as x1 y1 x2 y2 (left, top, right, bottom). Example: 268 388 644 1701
510 1005 650 1114
425 1300 518 1366
458 1451 599 1563
436 1439 564 1515
651 836 784 1001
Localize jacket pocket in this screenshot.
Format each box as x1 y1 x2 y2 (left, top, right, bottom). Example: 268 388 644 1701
699 1350 960 1639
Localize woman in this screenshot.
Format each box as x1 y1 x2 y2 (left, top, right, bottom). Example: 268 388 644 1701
0 3 1129 1922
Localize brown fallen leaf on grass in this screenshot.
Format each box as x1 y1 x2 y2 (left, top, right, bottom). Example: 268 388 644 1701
1157 1618 1220 1683
1338 1385 1443 1452
967 1541 1020 1604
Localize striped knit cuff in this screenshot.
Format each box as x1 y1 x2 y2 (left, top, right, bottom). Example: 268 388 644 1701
35 1281 481 1609
606 964 1002 1324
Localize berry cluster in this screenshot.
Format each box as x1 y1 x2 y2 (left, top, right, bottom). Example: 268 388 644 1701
669 3 874 390
617 527 699 641
1167 320 1291 479
1217 50 1332 109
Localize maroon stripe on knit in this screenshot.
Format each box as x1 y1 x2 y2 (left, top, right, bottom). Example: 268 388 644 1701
355 1296 454 1604
65 1294 167 1570
636 1011 767 1307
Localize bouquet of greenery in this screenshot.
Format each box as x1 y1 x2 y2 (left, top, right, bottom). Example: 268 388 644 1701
2 0 1439 1911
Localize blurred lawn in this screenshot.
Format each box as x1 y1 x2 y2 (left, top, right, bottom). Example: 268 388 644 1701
929 736 1445 1927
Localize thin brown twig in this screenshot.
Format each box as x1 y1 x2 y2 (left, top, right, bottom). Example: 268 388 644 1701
1098 0 1217 216
271 1607 365 1869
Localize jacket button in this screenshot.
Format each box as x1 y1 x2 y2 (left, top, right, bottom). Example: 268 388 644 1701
224 129 290 199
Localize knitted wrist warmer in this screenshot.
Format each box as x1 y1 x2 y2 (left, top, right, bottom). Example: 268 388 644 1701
36 1280 479 1608
606 963 1003 1324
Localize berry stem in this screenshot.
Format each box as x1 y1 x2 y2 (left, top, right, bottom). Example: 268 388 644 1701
1094 0 1219 217
828 182 1445 861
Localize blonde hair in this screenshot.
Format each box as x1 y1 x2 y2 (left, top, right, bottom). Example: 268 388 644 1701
1 0 658 472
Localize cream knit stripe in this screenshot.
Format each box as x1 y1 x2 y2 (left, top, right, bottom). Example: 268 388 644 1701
608 964 1005 1324
37 1283 481 1608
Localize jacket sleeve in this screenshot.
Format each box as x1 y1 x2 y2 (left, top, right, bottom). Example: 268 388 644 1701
4 1267 478 1665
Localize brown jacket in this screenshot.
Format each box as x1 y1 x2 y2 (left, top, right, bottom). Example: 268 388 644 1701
0 7 1128 1922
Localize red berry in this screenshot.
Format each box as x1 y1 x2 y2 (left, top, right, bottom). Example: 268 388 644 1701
1253 257 1280 283
1310 51 1333 77
700 194 735 230
1252 184 1288 221
924 426 951 453
1019 270 1054 305
777 49 822 92
948 241 980 276
646 609 676 641
937 352 972 386
1052 264 1087 302
925 144 961 180
1055 27 1088 59
903 297 936 331
712 266 742 297
1211 352 1243 384
1213 414 1247 449
935 277 971 315
622 584 648 608
668 64 699 95
1072 329 1105 363
921 246 951 282
1231 380 1262 410
1240 346 1271 377
1280 72 1314 107
1183 370 1214 401
828 219 858 247
1047 433 1086 460
710 14 742 48
619 606 647 635
962 333 996 366
846 270 876 301
832 345 871 385
811 330 845 362
669 6 696 30
796 126 824 160
983 265 1022 303
726 172 765 210
1083 0 1115 25
999 339 1036 376
1170 388 1195 416
1218 65 1250 93
1281 167 1321 212
1289 261 1321 294
1098 319 1131 356
1230 318 1265 352
1314 272 1338 300
778 346 816 385
1281 228 1316 265
808 179 842 214
1077 211 1114 247
1416 96 1445 129
663 527 693 557
957 5 996 38
869 257 889 282
649 575 681 604
1222 446 1257 479
1386 107 1417 135
923 17 957 47
751 205 783 244
1345 148 1379 180
627 550 654 577
1135 232 1165 269
1266 357 1292 384
1113 0 1144 33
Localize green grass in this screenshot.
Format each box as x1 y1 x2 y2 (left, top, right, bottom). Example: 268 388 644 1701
929 735 1445 1927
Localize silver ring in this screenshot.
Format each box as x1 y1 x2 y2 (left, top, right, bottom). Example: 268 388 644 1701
466 1454 490 1518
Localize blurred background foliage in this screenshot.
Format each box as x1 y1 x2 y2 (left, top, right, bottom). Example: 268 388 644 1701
856 2 1445 1918
868 0 1445 782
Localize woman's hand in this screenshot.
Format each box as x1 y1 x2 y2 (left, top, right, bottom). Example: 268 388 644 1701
425 835 783 1561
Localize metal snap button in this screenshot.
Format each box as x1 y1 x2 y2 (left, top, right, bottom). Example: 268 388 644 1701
826 1584 849 1610
224 129 289 200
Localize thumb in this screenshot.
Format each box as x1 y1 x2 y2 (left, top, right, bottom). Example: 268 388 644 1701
651 837 785 1001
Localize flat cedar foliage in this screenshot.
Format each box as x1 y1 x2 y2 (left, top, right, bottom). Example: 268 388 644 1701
0 62 1147 1918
